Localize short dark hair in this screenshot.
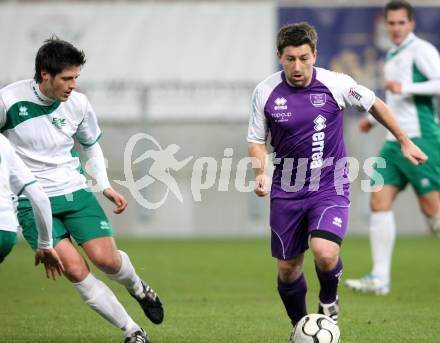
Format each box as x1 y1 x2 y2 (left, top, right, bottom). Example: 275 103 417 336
34 36 86 83
277 22 318 54
384 0 414 21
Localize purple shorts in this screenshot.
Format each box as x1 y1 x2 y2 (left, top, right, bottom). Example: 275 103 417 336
270 195 350 260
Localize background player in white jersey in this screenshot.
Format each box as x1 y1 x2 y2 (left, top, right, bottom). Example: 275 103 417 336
346 0 440 295
0 134 63 278
0 37 163 343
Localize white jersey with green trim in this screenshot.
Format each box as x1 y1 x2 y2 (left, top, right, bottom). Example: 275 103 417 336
0 79 102 196
0 133 36 232
384 33 440 141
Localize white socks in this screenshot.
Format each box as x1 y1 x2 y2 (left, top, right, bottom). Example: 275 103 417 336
428 211 440 236
370 211 395 284
106 250 144 297
73 273 140 335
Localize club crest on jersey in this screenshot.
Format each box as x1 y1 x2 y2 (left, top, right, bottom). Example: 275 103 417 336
310 93 326 107
274 97 287 110
18 106 29 117
52 117 66 129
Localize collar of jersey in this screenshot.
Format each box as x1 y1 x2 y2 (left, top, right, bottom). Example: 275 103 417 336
31 80 58 105
386 32 415 60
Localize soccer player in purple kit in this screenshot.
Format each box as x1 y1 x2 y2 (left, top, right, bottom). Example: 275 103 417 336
247 22 427 338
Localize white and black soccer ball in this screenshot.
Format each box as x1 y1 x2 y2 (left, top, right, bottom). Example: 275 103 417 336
292 313 340 343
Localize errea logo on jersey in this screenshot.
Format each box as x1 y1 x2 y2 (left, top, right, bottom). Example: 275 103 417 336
99 220 112 230
332 217 343 228
52 117 66 129
314 115 326 131
310 115 326 169
18 106 28 117
274 97 287 110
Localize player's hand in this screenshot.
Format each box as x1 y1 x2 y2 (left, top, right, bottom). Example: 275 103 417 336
34 248 64 280
254 174 269 197
385 80 402 94
103 188 128 214
358 116 373 133
400 139 428 165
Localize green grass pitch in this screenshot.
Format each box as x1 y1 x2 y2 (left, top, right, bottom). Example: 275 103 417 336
0 237 438 343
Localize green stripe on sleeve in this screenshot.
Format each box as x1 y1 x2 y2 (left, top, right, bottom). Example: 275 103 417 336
17 180 37 196
79 133 102 148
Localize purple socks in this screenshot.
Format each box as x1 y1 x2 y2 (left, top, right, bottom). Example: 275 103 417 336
315 257 343 304
277 274 308 325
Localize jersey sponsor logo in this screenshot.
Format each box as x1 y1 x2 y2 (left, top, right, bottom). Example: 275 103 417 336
349 87 362 101
310 93 326 107
332 216 342 228
274 97 288 110
52 117 66 129
310 115 326 169
270 111 292 123
18 106 29 117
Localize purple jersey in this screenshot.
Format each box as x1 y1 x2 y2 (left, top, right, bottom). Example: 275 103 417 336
248 67 375 200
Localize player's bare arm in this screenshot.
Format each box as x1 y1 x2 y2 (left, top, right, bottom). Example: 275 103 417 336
248 142 269 197
103 188 128 214
369 97 427 165
384 80 402 94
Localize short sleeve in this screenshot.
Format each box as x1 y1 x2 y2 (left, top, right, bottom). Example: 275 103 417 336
76 98 102 147
339 74 376 112
247 86 268 144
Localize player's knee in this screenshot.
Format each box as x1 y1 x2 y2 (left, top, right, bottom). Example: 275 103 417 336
370 195 391 211
63 261 90 282
278 261 303 283
314 252 338 272
93 254 121 274
419 201 439 218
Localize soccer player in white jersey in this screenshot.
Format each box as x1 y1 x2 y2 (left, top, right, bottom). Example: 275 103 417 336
346 0 440 295
0 38 163 343
0 133 63 277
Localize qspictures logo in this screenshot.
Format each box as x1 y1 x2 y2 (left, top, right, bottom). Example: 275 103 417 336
79 133 390 209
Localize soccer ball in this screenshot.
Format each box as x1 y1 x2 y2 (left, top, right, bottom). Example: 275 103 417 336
292 313 340 343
